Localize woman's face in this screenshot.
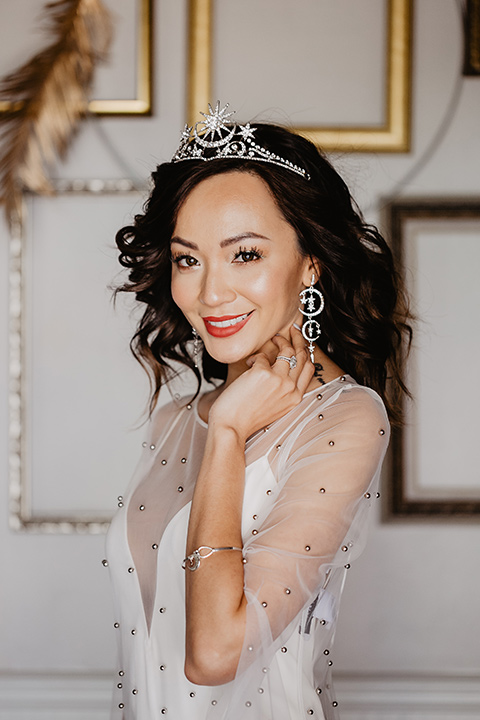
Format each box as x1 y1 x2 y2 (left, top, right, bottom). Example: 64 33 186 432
170 171 312 366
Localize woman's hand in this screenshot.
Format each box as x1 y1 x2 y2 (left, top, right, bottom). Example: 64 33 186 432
209 325 314 442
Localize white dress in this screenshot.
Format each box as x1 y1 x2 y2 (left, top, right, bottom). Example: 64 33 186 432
105 375 389 720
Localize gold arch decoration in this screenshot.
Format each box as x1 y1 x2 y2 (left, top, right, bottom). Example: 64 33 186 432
0 0 152 117
188 0 412 153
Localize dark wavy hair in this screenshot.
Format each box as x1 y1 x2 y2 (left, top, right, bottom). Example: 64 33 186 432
115 123 412 425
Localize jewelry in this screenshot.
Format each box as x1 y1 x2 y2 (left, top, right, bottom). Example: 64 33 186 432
172 102 309 180
276 354 297 370
182 546 243 572
299 275 325 363
192 327 200 368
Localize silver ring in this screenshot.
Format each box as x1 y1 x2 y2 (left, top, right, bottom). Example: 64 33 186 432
276 354 297 370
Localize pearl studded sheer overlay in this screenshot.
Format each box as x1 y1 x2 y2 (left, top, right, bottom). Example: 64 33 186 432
106 376 389 720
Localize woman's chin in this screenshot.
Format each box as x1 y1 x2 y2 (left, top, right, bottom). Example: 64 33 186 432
204 349 250 367
202 328 287 367
202 339 257 367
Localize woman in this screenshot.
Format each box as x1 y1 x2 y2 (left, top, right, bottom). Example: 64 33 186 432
105 103 411 720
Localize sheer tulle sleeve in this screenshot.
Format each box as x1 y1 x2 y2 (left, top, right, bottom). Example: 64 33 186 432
206 382 389 720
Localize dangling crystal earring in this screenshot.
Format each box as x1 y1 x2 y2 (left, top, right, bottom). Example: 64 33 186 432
299 275 325 363
192 328 200 368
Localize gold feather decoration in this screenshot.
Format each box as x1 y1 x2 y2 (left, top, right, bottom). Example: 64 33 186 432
0 0 112 227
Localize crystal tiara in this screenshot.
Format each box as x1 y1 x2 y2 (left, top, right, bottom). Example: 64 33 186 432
171 102 309 180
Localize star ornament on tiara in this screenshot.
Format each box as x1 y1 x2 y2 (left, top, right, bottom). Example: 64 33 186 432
172 102 310 180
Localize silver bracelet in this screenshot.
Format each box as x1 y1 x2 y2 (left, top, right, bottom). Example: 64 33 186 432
182 545 243 571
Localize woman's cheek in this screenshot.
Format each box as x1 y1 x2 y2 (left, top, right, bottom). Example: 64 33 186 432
170 275 189 313
244 269 273 299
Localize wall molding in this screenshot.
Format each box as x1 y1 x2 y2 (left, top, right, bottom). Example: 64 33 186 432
0 671 479 720
335 673 480 719
0 672 111 720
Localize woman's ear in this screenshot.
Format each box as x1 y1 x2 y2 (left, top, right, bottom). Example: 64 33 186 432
301 259 321 287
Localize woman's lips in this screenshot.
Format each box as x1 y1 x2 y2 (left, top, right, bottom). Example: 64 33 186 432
202 312 252 337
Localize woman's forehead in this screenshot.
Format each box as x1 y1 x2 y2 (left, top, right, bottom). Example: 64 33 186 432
174 171 289 233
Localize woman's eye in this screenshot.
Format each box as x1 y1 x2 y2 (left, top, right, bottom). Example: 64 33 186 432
172 254 198 268
233 247 264 263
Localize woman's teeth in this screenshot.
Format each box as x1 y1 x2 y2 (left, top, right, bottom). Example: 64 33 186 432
207 313 249 328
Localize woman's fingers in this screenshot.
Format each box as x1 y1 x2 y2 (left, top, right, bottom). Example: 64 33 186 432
249 327 314 396
245 352 271 369
291 325 315 393
272 334 297 375
272 328 313 389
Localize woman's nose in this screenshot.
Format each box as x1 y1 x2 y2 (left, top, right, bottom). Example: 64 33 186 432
199 267 236 306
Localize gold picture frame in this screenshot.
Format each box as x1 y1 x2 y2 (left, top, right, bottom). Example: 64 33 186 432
0 0 152 116
188 0 412 152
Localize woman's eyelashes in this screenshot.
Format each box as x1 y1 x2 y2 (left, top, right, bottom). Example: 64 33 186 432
171 246 265 268
232 246 265 263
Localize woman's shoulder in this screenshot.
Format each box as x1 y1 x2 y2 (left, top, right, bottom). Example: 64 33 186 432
276 377 390 486
294 374 390 445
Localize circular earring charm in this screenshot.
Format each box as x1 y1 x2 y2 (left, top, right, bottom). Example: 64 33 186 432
299 286 325 318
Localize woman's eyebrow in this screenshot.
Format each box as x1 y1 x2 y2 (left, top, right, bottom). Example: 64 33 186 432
220 232 271 247
170 232 271 250
170 236 198 249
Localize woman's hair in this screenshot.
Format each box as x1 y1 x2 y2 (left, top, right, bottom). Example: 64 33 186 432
115 123 413 425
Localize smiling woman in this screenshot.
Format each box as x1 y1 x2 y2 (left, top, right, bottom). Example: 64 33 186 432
106 104 413 720
170 172 311 366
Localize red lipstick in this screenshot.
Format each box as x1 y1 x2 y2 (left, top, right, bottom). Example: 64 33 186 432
202 312 252 337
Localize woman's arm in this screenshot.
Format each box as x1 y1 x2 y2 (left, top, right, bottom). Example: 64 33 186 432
184 329 313 685
184 424 247 685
